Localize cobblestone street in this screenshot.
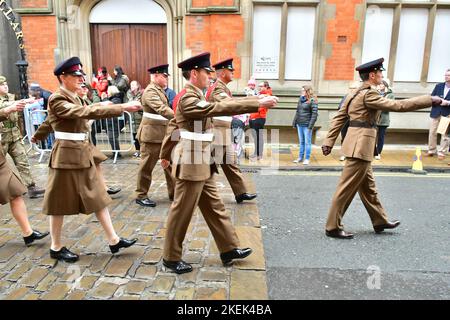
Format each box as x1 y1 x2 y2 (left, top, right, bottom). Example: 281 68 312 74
0 155 267 300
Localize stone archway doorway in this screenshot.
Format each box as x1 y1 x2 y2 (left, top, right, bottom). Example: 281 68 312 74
89 0 168 88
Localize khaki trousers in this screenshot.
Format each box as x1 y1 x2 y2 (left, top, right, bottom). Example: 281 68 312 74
428 117 450 154
214 144 248 196
136 142 174 199
163 174 239 261
326 158 389 231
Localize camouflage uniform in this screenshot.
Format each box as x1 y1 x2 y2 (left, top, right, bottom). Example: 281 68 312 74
0 93 37 188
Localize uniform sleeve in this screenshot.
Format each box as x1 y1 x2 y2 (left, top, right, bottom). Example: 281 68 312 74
33 118 53 141
159 118 179 161
364 90 432 112
323 97 351 147
49 95 123 120
179 93 260 120
142 88 174 120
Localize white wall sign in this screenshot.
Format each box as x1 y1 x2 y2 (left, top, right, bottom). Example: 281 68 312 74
252 6 281 79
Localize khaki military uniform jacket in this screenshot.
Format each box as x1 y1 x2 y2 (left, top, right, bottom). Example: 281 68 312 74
172 83 260 181
46 88 122 169
323 83 432 161
0 94 23 143
42 87 123 215
34 109 107 165
0 109 27 204
207 79 234 146
137 82 174 143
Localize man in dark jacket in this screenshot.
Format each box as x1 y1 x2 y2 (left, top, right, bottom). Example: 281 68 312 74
426 69 450 159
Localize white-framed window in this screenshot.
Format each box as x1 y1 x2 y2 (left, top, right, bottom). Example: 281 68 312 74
362 1 450 83
252 4 317 81
285 6 316 80
427 9 450 82
394 8 429 81
252 6 282 79
361 6 394 77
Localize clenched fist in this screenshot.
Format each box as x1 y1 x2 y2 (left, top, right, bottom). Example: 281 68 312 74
322 145 332 156
258 96 279 109
123 101 142 113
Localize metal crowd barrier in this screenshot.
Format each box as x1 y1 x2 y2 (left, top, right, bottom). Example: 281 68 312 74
26 109 136 164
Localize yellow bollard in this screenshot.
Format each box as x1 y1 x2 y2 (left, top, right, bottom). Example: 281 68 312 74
409 147 427 174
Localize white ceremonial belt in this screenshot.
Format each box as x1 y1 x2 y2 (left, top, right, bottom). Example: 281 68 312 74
213 116 233 122
180 131 214 142
55 131 87 141
143 112 168 121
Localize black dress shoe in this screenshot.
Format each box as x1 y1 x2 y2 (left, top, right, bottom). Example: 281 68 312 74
235 193 257 204
109 237 138 254
23 230 49 246
220 248 253 265
136 198 156 207
50 247 79 263
374 220 400 234
325 229 354 239
162 259 193 274
107 186 122 195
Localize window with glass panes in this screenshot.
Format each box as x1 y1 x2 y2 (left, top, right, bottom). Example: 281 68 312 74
362 0 450 83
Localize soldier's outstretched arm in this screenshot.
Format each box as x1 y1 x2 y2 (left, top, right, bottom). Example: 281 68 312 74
0 100 27 120
364 90 433 112
180 93 276 119
49 95 141 120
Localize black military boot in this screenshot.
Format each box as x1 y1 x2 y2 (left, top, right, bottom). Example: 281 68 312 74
27 184 45 199
220 248 253 265
374 220 400 234
235 193 257 204
109 237 138 254
136 198 156 207
50 247 79 263
23 230 49 246
163 259 193 274
107 186 121 195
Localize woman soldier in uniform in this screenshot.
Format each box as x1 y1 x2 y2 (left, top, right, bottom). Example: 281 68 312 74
0 99 49 245
43 57 142 262
32 84 121 195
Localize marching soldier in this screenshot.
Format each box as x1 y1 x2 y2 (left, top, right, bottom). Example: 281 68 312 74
321 58 443 239
206 58 257 203
43 57 142 262
135 64 175 207
32 84 121 195
0 76 45 198
0 100 49 245
160 52 278 273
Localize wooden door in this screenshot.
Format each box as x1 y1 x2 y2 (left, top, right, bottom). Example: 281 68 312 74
90 24 167 88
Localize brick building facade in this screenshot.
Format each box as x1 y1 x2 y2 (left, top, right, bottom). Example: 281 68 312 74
1 0 449 143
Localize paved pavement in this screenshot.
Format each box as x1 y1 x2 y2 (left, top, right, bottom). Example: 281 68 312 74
240 144 450 171
254 171 450 299
1 143 449 300
0 155 266 300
